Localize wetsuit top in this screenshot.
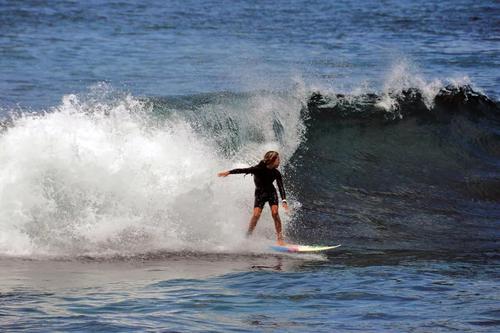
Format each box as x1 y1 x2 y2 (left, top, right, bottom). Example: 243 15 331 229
229 161 286 200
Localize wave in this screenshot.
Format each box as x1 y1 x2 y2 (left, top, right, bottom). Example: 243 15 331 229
0 84 306 257
307 84 500 121
0 77 498 258
289 84 500 253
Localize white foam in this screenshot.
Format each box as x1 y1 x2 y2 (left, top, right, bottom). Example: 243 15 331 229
0 85 306 257
376 60 443 113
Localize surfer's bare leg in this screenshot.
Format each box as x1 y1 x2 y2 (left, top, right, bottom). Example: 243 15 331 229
247 207 262 237
271 205 285 245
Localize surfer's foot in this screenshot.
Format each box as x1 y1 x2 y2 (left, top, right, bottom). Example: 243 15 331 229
276 233 285 246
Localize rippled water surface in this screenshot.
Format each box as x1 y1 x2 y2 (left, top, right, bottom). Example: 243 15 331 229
1 253 499 332
1 0 499 331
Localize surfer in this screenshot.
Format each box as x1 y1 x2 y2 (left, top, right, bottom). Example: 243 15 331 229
218 151 289 245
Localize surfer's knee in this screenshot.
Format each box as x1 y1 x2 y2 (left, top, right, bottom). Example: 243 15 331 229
252 208 262 218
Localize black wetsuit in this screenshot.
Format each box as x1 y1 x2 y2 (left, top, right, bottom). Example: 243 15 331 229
229 161 286 208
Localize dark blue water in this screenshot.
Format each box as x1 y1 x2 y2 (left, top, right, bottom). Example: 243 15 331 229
1 254 499 332
1 0 499 109
1 0 499 331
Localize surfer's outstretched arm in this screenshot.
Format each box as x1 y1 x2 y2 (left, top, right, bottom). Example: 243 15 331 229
217 166 257 177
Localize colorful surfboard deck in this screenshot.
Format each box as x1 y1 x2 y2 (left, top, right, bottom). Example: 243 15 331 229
270 244 341 253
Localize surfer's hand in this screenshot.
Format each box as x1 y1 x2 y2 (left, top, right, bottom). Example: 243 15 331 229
218 171 230 177
282 202 289 212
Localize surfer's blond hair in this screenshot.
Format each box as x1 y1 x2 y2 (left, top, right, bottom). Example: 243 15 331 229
262 151 279 166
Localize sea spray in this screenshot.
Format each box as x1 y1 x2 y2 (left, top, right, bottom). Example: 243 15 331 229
0 86 307 257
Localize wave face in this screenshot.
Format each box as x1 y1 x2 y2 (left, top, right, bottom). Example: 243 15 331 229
288 84 500 253
0 82 499 257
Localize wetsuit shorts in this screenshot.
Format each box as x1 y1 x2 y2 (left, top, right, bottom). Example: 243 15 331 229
254 190 279 208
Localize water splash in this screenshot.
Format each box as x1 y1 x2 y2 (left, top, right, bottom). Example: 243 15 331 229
0 85 307 257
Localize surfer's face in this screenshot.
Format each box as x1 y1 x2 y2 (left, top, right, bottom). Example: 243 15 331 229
272 156 280 168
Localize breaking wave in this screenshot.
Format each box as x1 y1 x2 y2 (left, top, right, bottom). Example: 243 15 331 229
0 69 498 258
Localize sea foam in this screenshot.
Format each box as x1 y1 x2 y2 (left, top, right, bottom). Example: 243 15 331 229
0 85 305 257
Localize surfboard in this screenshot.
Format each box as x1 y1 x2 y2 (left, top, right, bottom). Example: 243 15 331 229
270 244 341 253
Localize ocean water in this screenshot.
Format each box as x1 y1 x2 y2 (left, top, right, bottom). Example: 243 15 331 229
1 0 499 331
